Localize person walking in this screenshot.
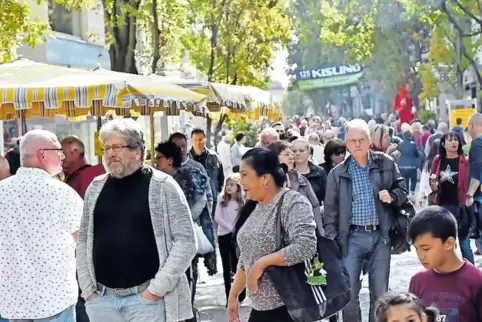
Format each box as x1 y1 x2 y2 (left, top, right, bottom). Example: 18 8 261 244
76 119 197 322
324 119 408 322
231 132 247 173
320 139 347 174
227 148 317 322
398 129 421 201
214 174 246 303
0 129 83 322
292 138 327 205
189 128 224 213
429 132 473 263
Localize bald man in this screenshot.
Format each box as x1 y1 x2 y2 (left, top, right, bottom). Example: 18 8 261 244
0 156 9 181
0 129 83 321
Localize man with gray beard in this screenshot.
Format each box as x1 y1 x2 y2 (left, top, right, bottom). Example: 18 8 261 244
77 119 197 322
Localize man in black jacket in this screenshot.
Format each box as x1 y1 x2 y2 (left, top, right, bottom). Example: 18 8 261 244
324 119 408 322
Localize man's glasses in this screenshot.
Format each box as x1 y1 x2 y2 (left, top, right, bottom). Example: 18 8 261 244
101 145 133 153
41 148 64 156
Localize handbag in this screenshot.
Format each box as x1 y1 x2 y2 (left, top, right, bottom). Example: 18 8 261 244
194 224 214 255
265 192 351 321
380 171 415 255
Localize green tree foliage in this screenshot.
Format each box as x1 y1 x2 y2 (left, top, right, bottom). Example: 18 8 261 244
281 89 312 117
181 0 291 87
286 0 346 115
319 0 482 103
0 0 92 63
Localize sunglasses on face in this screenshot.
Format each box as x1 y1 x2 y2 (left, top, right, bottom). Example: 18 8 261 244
334 151 346 156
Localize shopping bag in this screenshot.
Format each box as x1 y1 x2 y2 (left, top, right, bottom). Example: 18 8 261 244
265 192 351 321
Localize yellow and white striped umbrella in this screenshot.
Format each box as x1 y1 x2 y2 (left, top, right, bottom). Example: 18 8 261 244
0 59 207 120
93 68 207 117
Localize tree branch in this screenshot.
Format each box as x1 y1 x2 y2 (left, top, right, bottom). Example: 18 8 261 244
442 0 482 87
450 0 482 30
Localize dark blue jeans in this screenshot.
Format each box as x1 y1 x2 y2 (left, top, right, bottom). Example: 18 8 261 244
441 204 474 264
399 168 418 193
342 230 391 322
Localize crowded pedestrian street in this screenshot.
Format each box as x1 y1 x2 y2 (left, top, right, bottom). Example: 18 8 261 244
3 0 482 321
196 240 482 321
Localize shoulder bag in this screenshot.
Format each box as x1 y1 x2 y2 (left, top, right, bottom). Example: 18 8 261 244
265 192 351 321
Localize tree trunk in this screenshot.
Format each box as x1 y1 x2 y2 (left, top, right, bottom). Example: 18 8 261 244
206 115 213 149
207 0 218 81
105 0 140 74
213 113 228 152
151 0 160 73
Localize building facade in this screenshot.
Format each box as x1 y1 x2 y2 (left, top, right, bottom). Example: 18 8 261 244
17 0 110 69
4 0 110 162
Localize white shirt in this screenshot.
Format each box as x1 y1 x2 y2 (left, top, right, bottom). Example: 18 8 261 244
217 141 233 170
0 168 83 319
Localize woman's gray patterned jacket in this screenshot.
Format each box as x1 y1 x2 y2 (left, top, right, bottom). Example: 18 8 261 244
76 166 198 322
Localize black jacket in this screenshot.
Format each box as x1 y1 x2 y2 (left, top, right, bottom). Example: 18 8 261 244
301 162 327 205
324 151 408 256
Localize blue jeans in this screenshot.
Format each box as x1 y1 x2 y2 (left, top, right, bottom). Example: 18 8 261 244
399 168 417 192
342 230 391 322
85 294 165 322
9 306 74 322
441 204 474 264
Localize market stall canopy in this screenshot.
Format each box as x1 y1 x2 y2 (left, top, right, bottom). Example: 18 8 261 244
153 76 271 113
0 59 207 120
93 68 207 116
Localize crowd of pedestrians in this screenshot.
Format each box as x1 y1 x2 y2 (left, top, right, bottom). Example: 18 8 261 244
0 111 481 322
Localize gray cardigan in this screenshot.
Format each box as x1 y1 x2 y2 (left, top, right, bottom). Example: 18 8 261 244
76 166 197 321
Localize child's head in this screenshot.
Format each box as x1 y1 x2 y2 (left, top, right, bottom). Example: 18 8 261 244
220 174 244 207
408 206 457 270
375 292 438 322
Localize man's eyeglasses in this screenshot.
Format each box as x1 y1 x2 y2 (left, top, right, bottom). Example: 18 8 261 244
101 145 133 153
41 148 64 156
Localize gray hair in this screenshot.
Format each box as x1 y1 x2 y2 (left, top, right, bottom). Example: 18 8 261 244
469 113 482 127
323 129 335 143
308 133 320 145
99 119 146 159
411 122 422 132
346 119 371 138
437 122 449 134
61 135 86 159
259 127 279 141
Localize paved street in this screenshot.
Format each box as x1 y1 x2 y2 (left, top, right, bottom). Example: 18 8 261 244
195 243 482 322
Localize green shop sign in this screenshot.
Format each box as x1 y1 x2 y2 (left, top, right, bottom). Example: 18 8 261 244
296 64 364 91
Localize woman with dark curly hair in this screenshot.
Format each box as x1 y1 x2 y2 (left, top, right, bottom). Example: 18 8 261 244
154 141 217 308
320 138 347 174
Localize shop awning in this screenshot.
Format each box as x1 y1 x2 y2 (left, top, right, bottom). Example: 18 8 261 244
0 59 207 120
93 68 207 116
153 76 272 113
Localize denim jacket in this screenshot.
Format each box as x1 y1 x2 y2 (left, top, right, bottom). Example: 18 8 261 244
189 148 225 201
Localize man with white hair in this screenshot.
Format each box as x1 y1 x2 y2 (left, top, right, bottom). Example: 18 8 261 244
0 129 83 321
424 122 449 155
0 156 10 180
324 119 408 322
77 119 197 322
257 127 279 147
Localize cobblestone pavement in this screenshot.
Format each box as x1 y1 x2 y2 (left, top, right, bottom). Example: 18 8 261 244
195 243 482 322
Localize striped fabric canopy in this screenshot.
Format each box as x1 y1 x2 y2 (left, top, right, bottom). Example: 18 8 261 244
0 59 207 120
